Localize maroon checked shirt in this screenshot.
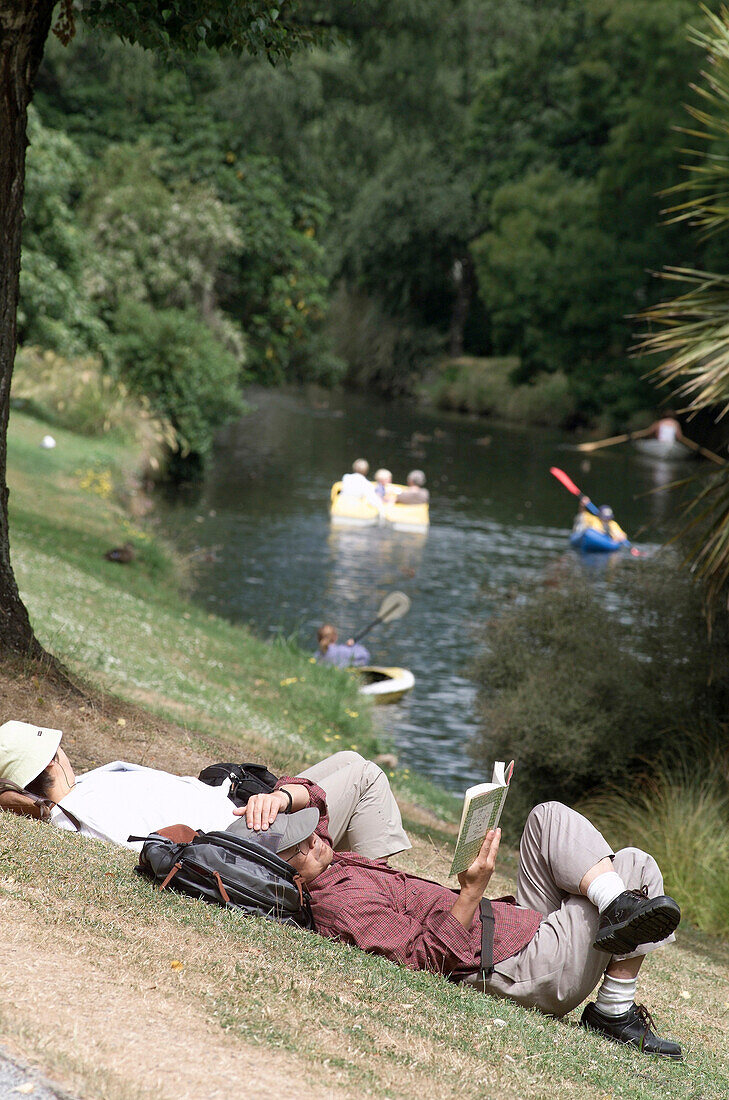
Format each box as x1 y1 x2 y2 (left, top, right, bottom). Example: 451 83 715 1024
276 776 543 978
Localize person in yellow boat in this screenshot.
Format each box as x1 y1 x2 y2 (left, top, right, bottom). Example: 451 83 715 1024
374 468 396 502
339 459 383 512
396 469 429 505
316 624 371 668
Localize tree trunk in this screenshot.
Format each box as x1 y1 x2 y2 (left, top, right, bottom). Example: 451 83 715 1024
0 0 56 660
448 254 474 359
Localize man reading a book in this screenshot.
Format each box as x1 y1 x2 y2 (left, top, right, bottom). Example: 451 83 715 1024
243 782 683 1060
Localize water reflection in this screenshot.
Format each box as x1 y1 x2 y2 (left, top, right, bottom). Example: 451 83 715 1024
325 527 427 613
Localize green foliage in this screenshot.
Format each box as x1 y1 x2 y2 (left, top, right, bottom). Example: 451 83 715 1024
468 0 721 418
83 142 246 363
581 756 729 937
470 562 729 829
27 0 729 417
111 300 245 462
426 356 578 427
34 37 340 387
326 285 442 394
637 7 729 619
19 108 108 357
337 143 475 321
77 0 324 59
208 153 340 383
11 347 175 450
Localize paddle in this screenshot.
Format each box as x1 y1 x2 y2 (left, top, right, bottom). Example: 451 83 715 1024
549 467 600 516
576 428 652 453
549 467 642 556
352 591 411 644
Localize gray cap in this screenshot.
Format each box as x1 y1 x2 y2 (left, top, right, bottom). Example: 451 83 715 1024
225 807 319 855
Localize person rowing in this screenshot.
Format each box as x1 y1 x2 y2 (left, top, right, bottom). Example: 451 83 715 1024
315 624 371 668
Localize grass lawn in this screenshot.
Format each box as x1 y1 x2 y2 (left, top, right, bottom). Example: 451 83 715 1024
1 409 728 1099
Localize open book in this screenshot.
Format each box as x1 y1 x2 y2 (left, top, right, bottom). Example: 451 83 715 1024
449 761 514 876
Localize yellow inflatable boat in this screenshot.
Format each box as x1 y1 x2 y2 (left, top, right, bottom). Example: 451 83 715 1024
352 666 415 704
329 482 429 531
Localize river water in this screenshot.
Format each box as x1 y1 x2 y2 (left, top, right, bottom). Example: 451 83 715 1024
157 389 682 789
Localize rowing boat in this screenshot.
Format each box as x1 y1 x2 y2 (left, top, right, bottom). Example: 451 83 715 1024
329 482 429 530
352 666 415 704
633 438 692 462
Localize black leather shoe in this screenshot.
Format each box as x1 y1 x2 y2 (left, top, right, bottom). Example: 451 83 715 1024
581 1002 683 1060
593 888 680 954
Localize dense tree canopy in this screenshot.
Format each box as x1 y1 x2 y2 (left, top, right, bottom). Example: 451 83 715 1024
0 0 324 659
25 0 726 420
4 0 729 659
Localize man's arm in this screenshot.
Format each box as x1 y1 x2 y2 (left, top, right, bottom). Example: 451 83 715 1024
235 781 312 830
451 829 501 931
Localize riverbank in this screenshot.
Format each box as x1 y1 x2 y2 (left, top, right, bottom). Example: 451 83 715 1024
1 409 728 1100
420 356 580 427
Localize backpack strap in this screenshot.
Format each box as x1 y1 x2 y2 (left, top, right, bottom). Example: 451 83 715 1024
52 803 83 831
0 780 53 822
478 898 495 978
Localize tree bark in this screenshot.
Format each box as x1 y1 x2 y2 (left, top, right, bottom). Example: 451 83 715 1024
0 0 56 660
448 255 474 359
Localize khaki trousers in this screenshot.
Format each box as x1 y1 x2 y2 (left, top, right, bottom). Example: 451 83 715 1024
299 751 411 859
464 801 675 1017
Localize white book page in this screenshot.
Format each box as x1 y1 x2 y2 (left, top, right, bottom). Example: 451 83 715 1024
449 761 513 876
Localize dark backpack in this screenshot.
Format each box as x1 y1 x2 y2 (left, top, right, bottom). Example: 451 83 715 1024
197 762 279 808
135 825 314 929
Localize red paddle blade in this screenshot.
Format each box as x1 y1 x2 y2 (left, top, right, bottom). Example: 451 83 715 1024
549 466 582 497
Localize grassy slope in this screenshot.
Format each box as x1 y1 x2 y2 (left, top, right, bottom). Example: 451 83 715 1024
1 410 728 1100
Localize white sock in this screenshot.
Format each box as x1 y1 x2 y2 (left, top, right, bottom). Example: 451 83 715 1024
595 973 637 1017
586 871 626 913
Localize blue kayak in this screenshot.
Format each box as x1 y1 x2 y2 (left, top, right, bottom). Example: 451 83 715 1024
570 527 628 553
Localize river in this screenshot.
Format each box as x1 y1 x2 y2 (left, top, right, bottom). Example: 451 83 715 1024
156 389 682 789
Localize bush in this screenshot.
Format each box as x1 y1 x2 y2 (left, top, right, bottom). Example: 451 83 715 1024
327 284 442 396
580 755 729 937
426 356 578 427
470 561 729 830
111 300 245 467
11 346 174 455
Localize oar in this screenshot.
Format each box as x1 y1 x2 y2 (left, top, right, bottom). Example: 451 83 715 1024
549 467 642 556
576 428 652 453
352 591 411 644
549 467 600 516
675 434 725 466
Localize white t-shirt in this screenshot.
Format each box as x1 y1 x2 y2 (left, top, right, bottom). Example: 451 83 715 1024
50 761 241 851
657 420 678 443
339 472 382 509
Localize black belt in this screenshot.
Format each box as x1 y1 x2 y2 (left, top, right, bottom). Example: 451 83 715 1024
479 897 495 977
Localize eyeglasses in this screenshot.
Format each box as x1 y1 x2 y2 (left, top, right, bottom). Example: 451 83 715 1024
281 842 305 863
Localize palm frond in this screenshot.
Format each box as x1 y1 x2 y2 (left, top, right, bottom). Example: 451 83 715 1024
659 7 729 232
640 268 729 416
638 6 729 621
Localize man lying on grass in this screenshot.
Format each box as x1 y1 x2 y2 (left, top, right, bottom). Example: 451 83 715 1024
0 721 410 858
0 721 681 1060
